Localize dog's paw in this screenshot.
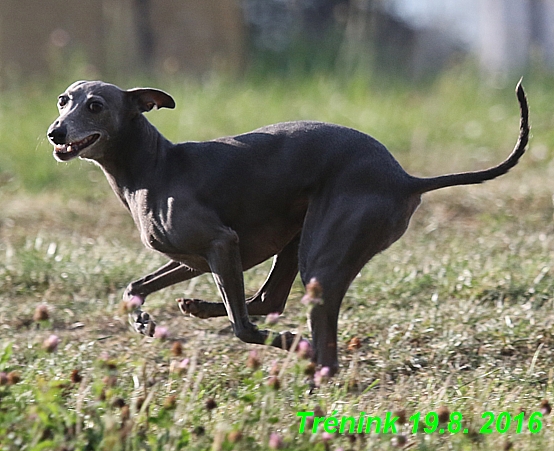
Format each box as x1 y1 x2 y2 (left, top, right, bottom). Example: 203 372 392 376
176 298 211 319
122 284 142 301
129 309 156 337
121 294 144 313
268 330 300 351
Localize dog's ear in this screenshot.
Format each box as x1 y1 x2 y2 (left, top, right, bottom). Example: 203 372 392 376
126 88 176 113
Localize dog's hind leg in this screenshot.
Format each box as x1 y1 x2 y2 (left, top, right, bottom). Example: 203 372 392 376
245 235 299 315
297 192 416 374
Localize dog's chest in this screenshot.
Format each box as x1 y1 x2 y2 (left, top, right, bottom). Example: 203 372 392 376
127 191 178 254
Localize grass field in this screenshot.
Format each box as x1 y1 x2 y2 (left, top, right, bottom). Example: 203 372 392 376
2 66 554 450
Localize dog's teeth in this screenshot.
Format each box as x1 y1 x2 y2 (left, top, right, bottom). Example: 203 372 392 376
66 145 73 153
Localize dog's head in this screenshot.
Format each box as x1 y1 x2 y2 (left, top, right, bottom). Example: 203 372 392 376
47 80 175 162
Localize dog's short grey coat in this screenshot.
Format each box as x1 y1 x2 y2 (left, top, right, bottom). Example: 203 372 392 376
47 80 529 373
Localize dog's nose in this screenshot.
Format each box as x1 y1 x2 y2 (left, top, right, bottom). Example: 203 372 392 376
48 125 68 145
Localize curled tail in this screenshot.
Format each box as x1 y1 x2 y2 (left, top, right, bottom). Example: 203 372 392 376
410 80 529 195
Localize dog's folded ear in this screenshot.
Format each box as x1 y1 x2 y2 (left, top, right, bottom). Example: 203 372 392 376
126 88 176 113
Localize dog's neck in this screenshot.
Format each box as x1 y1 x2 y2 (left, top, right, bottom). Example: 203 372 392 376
94 115 171 210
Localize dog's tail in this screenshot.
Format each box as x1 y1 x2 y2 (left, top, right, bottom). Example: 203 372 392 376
409 80 529 195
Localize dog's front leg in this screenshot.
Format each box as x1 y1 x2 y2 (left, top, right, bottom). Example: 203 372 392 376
177 235 299 319
124 261 203 302
124 261 203 336
207 231 297 350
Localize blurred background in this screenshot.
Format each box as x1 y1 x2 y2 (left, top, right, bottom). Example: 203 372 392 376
1 0 553 84
1 0 554 194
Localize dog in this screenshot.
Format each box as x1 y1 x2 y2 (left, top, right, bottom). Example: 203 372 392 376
47 80 529 374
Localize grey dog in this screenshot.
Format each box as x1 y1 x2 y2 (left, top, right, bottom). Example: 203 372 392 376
47 80 529 374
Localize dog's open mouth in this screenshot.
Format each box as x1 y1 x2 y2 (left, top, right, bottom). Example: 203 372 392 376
54 133 100 161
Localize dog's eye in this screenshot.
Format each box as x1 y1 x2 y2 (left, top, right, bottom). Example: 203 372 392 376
58 95 69 108
88 101 104 114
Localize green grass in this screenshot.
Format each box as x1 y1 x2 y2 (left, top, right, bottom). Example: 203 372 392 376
2 65 554 450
